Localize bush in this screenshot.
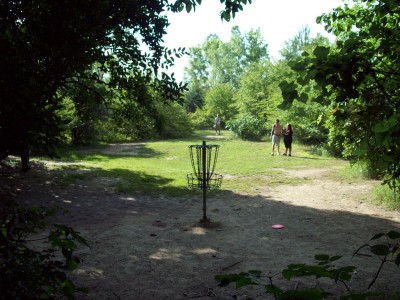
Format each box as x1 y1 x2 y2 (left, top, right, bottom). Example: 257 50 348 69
188 109 213 130
226 114 267 141
157 102 194 139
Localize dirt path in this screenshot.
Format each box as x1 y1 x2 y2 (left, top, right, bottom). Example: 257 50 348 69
3 158 400 299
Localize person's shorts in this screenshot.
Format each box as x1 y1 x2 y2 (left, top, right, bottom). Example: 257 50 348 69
284 137 292 148
272 134 281 144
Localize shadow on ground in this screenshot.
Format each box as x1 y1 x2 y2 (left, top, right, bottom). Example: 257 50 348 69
2 163 400 299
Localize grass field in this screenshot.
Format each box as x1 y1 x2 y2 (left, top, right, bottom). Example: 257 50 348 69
42 130 365 196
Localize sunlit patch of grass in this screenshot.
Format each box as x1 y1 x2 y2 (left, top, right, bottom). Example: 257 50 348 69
222 173 309 194
370 184 400 210
330 162 371 182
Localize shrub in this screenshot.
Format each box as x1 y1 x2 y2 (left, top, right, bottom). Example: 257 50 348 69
188 109 213 130
157 102 194 139
226 114 267 141
0 198 88 299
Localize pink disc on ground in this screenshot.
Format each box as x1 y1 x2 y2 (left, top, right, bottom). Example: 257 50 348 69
272 224 285 229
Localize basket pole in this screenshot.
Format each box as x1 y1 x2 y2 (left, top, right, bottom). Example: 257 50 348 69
202 140 208 220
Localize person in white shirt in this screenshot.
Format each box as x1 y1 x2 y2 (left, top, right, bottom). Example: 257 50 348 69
270 119 283 155
214 114 221 135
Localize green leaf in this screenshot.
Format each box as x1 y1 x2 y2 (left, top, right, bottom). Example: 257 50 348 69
66 257 78 270
335 266 356 281
236 276 257 288
313 46 330 59
314 254 330 262
1 227 7 238
288 60 306 71
330 255 342 262
370 244 390 256
302 265 334 279
298 93 308 103
297 76 310 86
214 276 231 287
387 230 400 240
282 268 302 280
395 254 400 266
283 264 334 280
265 284 283 296
374 121 392 133
338 272 352 281
370 233 385 240
278 80 299 109
222 11 231 21
215 272 258 288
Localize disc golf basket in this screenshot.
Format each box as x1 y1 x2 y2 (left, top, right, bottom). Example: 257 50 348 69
187 141 223 221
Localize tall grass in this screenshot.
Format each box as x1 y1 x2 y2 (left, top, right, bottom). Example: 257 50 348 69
45 130 358 196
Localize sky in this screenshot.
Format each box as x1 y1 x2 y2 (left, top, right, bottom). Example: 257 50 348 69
163 0 344 81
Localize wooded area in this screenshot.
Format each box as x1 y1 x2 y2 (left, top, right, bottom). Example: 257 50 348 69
1 0 400 298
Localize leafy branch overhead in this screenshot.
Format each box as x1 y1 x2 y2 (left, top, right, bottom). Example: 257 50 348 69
172 0 253 21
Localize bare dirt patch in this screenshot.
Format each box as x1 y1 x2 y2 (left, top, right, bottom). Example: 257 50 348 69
3 160 400 299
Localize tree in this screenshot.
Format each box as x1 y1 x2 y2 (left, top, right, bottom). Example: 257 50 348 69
186 26 268 89
203 82 237 122
184 25 269 131
279 0 400 194
234 60 276 119
0 0 252 166
278 30 332 145
279 25 311 60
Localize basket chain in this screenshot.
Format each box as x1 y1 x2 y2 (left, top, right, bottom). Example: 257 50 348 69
188 144 221 188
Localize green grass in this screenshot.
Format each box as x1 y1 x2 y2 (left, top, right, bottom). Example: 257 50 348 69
371 184 400 210
41 130 354 196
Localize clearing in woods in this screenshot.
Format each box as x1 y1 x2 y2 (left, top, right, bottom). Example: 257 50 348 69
2 142 400 299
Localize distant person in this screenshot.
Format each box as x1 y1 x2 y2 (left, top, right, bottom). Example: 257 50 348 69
214 114 221 135
270 119 283 156
283 123 293 156
20 141 30 171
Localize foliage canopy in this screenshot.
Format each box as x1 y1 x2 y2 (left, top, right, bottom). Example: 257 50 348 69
279 0 400 193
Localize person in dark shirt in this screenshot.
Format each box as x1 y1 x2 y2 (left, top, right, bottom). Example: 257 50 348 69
283 124 293 156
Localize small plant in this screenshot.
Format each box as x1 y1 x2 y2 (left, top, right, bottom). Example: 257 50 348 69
215 230 400 299
0 199 89 299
